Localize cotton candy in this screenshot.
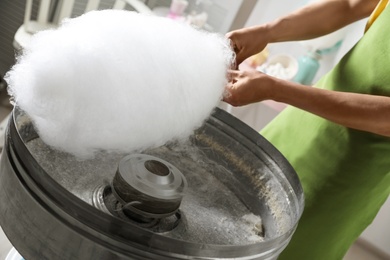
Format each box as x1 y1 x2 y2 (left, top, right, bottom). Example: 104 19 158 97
6 10 233 158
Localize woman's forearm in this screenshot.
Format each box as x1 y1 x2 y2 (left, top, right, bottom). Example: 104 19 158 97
271 80 390 137
260 0 379 43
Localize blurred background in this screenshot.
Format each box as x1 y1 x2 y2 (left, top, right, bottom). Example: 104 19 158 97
0 1 389 259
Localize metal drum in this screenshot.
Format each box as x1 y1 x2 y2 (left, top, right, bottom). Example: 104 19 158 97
0 106 304 259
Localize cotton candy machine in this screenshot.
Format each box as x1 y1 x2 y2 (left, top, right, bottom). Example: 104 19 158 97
0 106 304 259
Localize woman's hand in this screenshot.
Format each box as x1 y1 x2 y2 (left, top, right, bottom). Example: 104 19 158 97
226 26 270 67
225 69 390 137
223 70 276 107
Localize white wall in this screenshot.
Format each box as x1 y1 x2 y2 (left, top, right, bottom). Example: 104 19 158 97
245 0 306 27
361 198 390 256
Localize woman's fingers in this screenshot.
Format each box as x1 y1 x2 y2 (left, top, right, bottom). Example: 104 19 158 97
227 69 241 82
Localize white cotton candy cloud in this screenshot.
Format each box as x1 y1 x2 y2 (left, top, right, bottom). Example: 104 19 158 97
6 10 233 158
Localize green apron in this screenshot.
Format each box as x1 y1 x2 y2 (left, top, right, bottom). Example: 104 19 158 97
261 7 390 260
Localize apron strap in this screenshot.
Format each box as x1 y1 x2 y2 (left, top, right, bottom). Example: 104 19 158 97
365 0 389 32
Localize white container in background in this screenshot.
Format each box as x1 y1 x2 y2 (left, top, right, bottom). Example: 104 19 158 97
257 54 298 81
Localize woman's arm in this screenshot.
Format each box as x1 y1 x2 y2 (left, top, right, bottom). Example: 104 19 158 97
227 0 379 65
275 80 390 137
265 0 379 42
224 70 390 137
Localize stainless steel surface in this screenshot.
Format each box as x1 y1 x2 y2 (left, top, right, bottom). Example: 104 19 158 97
111 154 187 219
0 106 304 259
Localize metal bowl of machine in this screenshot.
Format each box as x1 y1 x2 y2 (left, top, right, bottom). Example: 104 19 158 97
0 106 304 259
